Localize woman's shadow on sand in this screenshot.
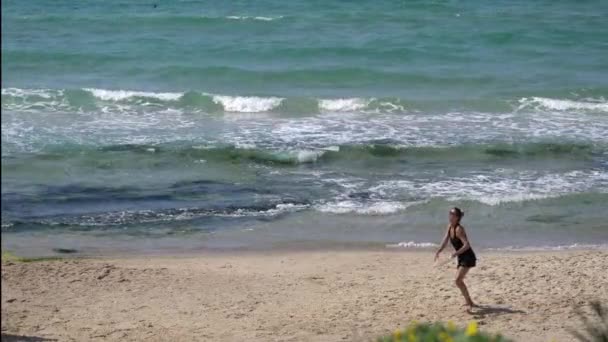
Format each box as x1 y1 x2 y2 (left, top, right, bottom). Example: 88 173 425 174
471 304 526 318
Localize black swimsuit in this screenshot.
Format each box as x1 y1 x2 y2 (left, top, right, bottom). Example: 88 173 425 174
450 225 476 268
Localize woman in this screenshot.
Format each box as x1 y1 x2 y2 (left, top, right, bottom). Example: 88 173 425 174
434 207 477 312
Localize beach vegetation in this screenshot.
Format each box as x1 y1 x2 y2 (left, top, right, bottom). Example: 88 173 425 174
378 321 511 342
1 250 64 263
571 301 608 342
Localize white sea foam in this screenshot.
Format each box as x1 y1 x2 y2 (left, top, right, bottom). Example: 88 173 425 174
375 100 407 113
85 88 183 101
212 95 283 112
1 88 69 114
74 203 310 225
392 243 608 251
3 88 608 157
254 16 282 21
473 193 561 206
315 200 410 215
294 150 326 163
386 241 438 248
371 170 608 207
1 222 15 229
518 97 608 112
1 87 59 99
225 16 283 21
233 141 257 149
224 203 309 217
319 98 370 112
243 149 326 164
320 145 341 152
488 243 608 251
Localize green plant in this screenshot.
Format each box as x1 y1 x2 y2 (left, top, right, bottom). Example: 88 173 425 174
1 250 63 263
378 321 511 342
571 301 608 342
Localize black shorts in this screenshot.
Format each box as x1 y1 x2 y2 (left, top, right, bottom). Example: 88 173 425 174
457 252 476 268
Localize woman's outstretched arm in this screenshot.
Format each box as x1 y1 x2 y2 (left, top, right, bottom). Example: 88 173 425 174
434 225 450 261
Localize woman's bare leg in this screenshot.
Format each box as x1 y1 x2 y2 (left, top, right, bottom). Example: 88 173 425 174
455 266 474 311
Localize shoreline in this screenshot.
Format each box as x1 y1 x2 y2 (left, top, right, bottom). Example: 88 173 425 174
3 249 607 341
3 233 607 260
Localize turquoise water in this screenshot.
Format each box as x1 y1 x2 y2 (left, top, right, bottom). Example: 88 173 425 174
2 0 608 255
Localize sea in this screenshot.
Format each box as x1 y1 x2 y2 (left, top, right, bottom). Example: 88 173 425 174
2 0 608 256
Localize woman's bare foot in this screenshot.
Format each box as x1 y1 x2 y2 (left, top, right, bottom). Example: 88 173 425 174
467 303 480 313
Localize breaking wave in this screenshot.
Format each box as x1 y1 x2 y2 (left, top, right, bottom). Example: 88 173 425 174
5 88 607 115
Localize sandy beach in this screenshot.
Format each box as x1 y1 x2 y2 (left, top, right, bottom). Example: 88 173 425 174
1 249 607 342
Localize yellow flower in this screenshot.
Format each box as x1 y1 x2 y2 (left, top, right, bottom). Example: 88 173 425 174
447 320 456 332
439 332 454 342
393 329 403 340
404 320 418 342
466 321 478 336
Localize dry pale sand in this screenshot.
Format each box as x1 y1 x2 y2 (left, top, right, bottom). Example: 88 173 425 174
1 249 607 342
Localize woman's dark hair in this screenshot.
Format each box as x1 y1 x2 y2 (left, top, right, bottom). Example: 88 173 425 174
450 207 464 219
